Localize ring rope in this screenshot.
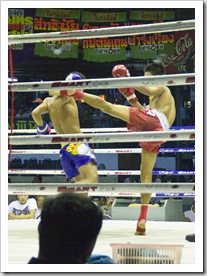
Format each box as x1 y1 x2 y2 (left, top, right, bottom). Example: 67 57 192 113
7 126 195 134
8 19 195 46
8 147 195 155
8 130 195 145
8 169 195 176
8 73 195 92
8 182 195 195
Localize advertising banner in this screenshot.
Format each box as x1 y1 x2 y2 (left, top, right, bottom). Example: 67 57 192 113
34 9 80 58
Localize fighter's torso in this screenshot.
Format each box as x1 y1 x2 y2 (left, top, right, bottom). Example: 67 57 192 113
149 86 176 127
45 96 81 134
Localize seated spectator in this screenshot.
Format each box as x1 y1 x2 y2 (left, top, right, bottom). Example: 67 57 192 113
8 195 37 220
35 195 47 219
32 175 42 183
100 197 115 218
183 200 195 222
91 196 114 220
124 176 138 183
28 193 116 264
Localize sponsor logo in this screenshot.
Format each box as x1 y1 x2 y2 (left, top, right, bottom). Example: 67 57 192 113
52 137 92 143
51 81 91 88
57 186 98 192
177 171 195 175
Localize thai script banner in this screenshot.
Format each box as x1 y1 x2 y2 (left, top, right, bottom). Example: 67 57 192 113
130 10 175 21
83 32 175 62
8 8 194 69
8 119 36 129
8 8 34 63
82 11 126 22
33 9 79 58
35 8 80 19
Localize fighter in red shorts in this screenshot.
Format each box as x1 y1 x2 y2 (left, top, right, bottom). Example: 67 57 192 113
49 63 176 235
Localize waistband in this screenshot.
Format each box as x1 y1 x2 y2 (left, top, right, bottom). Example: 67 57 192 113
153 109 170 131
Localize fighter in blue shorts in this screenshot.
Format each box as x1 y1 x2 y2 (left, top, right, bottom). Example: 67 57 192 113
60 142 97 181
32 72 98 184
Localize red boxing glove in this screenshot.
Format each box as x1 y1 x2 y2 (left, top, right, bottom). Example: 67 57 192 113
112 65 138 104
112 64 130 78
119 88 138 104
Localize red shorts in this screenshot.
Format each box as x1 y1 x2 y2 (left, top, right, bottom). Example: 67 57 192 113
128 107 166 153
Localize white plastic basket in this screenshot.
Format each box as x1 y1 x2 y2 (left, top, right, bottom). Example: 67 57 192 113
110 243 184 264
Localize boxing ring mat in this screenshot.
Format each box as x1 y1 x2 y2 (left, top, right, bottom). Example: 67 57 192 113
8 219 195 264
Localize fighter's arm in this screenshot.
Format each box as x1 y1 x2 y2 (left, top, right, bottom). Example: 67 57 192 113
134 85 164 97
31 97 51 134
31 98 50 126
8 209 36 220
112 65 144 109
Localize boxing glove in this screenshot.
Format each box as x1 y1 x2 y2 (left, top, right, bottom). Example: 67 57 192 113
37 121 51 135
112 65 138 104
60 72 84 100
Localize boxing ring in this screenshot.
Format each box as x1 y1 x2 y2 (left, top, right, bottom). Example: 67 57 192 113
6 18 200 272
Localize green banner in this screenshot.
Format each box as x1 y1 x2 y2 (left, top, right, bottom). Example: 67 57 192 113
35 9 80 19
130 10 175 21
82 11 126 22
83 32 175 62
33 9 79 58
8 119 37 130
34 40 78 58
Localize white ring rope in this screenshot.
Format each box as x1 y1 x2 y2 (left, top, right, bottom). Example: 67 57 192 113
8 169 194 176
8 127 194 134
8 130 195 145
9 128 129 134
8 19 195 46
8 147 194 155
8 183 195 195
8 73 195 92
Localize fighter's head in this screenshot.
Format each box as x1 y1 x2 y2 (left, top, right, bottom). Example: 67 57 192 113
144 62 165 76
65 71 86 81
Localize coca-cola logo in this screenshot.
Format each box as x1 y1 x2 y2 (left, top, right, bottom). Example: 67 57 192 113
176 33 193 57
156 32 194 69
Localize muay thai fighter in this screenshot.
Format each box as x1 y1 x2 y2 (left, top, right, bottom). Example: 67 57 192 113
32 72 98 185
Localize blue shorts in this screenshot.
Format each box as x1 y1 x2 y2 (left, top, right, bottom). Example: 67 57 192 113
60 143 97 179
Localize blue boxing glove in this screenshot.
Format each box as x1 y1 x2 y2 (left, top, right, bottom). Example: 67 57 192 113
37 121 51 135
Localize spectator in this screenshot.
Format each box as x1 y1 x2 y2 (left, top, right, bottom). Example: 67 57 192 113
91 196 114 219
80 108 92 128
35 195 47 219
92 109 103 128
28 193 116 264
32 175 42 183
8 195 37 220
124 175 138 183
183 200 195 222
101 197 115 219
15 107 25 119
